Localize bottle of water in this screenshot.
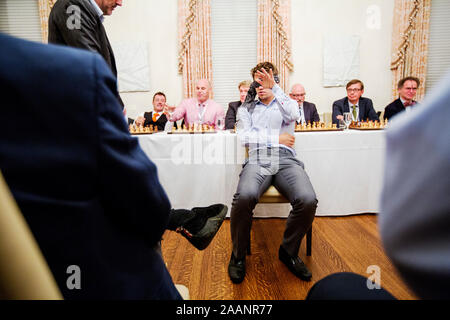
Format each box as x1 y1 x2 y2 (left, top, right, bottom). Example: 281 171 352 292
164 121 173 132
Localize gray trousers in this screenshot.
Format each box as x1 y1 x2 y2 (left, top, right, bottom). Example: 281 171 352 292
230 147 317 259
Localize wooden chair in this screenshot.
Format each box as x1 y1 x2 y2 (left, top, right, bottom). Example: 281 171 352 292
248 185 313 256
0 171 62 300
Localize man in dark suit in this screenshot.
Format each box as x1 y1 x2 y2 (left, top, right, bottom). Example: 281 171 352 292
384 76 420 121
0 33 227 299
48 0 124 108
225 80 252 129
289 83 320 124
332 79 379 126
134 92 177 131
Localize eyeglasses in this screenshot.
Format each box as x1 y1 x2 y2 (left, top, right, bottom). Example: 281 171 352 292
291 94 306 97
347 88 362 93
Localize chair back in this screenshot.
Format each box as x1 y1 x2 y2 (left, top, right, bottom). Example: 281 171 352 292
0 171 62 300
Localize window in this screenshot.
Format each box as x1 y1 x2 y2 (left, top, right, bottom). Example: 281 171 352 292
426 0 450 92
0 0 42 42
210 0 257 109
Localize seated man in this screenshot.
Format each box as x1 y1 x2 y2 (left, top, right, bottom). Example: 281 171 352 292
332 79 379 125
134 92 177 131
0 33 227 299
384 76 420 121
225 80 251 129
167 79 225 127
307 71 450 300
228 62 317 284
289 83 320 124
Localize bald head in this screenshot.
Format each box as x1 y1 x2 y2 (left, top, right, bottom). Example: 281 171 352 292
290 83 306 105
196 79 211 103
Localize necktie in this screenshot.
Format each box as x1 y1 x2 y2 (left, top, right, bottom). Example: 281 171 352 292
352 105 357 121
152 112 160 122
298 107 304 124
404 101 413 107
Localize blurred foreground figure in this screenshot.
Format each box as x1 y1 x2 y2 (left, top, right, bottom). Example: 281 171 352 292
379 72 450 300
0 33 226 299
307 72 450 300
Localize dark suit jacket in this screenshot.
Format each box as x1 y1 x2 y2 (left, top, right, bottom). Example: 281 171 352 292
225 101 241 129
48 0 124 108
332 97 379 125
384 98 416 120
143 112 177 131
0 33 180 300
297 101 320 124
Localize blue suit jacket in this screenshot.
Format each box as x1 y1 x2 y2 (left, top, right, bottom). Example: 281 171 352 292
332 96 379 125
0 33 180 299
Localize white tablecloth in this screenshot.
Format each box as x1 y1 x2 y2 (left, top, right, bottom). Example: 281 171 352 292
137 130 385 217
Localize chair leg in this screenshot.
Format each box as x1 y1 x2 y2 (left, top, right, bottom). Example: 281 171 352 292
247 236 251 255
306 226 312 256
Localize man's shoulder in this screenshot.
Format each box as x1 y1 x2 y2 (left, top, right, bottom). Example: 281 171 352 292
1 33 121 128
228 101 241 109
51 0 94 11
359 97 374 105
385 98 402 110
54 0 95 9
333 97 347 105
303 101 317 109
50 0 97 20
1 32 102 72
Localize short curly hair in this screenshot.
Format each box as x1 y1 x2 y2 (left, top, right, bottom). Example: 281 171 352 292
251 61 279 79
398 76 420 89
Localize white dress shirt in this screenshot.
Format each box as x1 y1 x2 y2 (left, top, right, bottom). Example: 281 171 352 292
297 103 306 124
236 84 300 155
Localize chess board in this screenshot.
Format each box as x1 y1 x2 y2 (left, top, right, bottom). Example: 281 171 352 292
295 122 342 132
295 128 344 132
168 124 216 134
348 120 387 130
129 125 158 135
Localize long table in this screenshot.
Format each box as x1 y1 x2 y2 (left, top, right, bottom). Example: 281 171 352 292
137 130 385 217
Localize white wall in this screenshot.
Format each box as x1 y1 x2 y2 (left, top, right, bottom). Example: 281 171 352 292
290 0 394 114
103 0 182 119
103 0 394 118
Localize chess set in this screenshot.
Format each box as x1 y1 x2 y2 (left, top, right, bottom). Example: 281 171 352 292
348 119 388 130
168 123 216 134
129 124 158 135
295 122 343 132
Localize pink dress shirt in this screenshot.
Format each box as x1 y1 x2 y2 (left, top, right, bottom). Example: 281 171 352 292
171 98 225 126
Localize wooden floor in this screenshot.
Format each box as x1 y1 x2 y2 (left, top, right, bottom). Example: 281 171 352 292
161 214 417 300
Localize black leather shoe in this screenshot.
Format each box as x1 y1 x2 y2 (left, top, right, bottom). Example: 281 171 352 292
177 204 228 250
228 253 246 284
279 245 312 281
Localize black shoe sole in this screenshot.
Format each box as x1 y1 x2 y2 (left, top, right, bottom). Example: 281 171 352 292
229 274 245 284
228 255 246 284
186 205 228 250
